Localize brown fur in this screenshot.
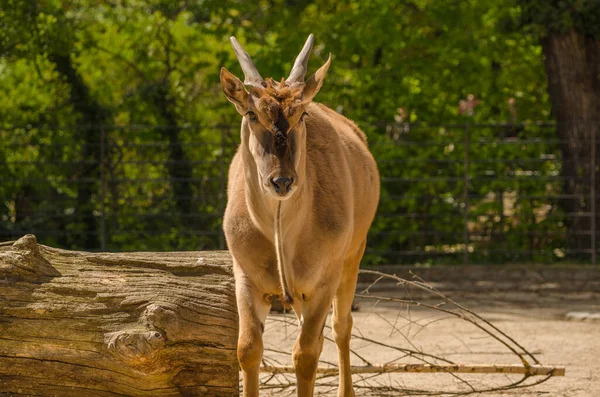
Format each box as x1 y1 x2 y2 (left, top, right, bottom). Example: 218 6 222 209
251 79 305 123
221 52 379 397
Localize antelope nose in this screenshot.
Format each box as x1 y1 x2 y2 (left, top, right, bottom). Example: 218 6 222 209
271 177 293 192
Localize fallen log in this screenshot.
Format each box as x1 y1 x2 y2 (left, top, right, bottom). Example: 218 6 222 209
0 235 238 397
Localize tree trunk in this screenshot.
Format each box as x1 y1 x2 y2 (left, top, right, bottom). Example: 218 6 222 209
49 53 111 250
541 29 600 258
153 84 194 217
0 235 238 396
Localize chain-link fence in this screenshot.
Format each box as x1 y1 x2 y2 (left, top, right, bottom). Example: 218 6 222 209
1 122 597 265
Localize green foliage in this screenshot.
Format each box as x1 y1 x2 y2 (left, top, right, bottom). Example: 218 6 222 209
518 0 600 37
1 0 575 264
363 121 566 266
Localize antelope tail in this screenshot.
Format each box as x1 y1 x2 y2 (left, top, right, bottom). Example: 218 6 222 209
274 202 293 309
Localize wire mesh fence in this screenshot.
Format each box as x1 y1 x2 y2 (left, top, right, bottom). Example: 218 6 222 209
0 122 597 265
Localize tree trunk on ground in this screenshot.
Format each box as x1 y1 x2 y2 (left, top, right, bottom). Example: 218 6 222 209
541 29 600 258
0 235 238 396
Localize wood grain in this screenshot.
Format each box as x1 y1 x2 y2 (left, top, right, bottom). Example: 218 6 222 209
0 235 238 396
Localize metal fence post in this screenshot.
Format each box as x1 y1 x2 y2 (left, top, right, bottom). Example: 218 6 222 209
591 124 596 266
463 123 470 266
100 126 107 251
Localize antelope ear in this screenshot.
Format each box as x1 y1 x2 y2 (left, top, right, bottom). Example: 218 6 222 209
302 53 331 103
220 67 249 114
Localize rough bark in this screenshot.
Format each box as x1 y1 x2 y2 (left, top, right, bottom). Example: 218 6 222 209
541 29 600 256
0 235 238 396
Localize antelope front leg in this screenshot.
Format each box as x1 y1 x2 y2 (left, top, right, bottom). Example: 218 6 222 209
332 244 364 397
293 290 335 397
236 275 270 397
332 268 360 396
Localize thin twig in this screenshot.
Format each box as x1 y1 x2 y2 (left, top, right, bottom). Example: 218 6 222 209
258 269 562 396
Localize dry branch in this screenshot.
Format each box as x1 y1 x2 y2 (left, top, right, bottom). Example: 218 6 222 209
259 268 566 396
261 364 565 376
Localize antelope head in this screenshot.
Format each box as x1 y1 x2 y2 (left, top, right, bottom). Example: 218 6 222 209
220 34 331 200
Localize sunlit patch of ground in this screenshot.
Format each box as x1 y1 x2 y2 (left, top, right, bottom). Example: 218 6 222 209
258 289 599 396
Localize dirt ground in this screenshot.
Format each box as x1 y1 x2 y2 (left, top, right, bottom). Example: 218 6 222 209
260 267 600 396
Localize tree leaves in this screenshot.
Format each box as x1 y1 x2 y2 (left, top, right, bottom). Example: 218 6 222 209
1 0 567 261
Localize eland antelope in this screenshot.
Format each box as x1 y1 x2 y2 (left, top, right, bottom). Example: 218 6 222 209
221 34 380 397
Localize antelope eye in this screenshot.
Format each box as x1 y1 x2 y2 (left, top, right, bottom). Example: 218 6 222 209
247 111 258 122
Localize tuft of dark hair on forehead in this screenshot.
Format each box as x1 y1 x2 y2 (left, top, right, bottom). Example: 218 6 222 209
264 79 303 102
252 79 303 137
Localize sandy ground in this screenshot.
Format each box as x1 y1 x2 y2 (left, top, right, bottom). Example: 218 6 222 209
259 284 600 396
